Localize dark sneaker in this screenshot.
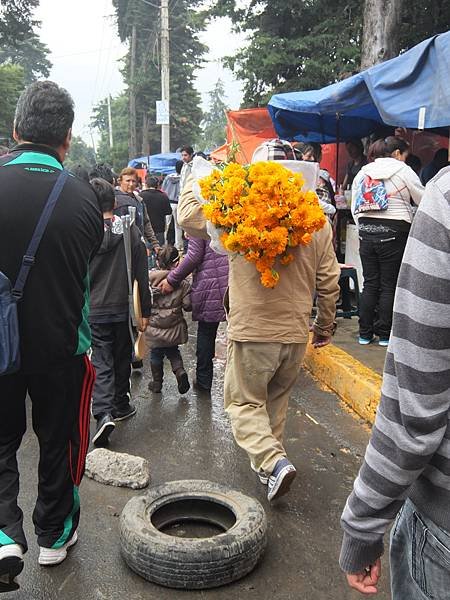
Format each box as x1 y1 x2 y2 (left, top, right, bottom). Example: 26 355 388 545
0 544 23 592
193 378 211 394
175 369 190 395
112 403 137 422
378 338 389 347
92 414 115 447
267 458 296 501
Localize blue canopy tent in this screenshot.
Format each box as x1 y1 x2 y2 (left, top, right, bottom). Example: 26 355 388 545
268 32 450 178
128 152 181 175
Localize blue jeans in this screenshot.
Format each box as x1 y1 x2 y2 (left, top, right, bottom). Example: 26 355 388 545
390 498 450 599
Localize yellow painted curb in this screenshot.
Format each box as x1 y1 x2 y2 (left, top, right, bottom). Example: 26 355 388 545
303 339 382 424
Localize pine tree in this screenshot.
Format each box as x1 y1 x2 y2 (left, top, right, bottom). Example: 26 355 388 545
201 79 228 150
0 1 51 83
112 0 206 157
209 0 450 106
91 94 130 173
0 64 24 143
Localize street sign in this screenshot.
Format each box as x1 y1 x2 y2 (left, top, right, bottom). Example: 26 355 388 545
156 100 170 125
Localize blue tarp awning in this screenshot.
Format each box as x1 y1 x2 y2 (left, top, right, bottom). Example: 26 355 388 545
268 32 450 143
128 152 181 174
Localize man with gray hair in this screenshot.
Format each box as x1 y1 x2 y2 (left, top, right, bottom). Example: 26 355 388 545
0 81 103 589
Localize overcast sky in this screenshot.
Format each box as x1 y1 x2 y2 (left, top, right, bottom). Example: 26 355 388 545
35 0 244 145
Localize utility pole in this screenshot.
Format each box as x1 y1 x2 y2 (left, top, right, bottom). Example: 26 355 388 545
107 94 114 149
160 0 170 153
129 23 137 159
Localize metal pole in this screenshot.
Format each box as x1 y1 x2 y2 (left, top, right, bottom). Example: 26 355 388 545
160 0 170 153
335 113 340 185
129 24 137 159
107 94 114 149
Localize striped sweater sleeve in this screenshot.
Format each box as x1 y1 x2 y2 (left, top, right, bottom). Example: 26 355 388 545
339 167 450 573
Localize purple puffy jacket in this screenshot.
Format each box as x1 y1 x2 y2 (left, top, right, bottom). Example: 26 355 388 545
167 238 229 322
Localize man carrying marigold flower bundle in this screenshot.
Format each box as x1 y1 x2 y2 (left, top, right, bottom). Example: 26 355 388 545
177 146 341 502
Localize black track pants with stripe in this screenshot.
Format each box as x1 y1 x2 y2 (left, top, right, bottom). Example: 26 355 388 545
0 355 94 551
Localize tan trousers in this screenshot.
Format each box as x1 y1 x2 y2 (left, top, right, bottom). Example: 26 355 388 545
224 340 307 475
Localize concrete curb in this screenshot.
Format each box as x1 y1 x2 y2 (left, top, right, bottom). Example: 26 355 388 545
303 340 382 424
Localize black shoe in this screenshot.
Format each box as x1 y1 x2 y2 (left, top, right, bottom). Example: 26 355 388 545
92 414 115 446
175 369 190 395
148 380 162 393
112 403 137 422
0 545 23 593
193 378 211 394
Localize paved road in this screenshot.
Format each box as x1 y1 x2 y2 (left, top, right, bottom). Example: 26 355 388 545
7 329 391 599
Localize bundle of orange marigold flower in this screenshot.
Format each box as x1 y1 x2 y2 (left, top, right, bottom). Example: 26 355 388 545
199 161 326 288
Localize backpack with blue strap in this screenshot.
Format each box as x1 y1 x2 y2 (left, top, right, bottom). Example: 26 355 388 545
354 175 389 214
0 170 69 375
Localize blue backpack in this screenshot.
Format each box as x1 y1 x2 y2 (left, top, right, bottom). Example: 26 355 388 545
0 170 68 376
354 175 389 214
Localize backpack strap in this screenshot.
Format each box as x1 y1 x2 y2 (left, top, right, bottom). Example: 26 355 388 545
12 169 69 300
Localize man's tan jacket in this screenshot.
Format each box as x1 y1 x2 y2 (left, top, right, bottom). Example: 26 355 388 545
178 175 341 344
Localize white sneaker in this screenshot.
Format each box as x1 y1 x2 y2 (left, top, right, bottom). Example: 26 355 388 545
0 544 24 592
38 531 78 566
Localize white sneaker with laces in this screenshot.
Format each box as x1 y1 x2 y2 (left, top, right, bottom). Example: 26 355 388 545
38 531 78 566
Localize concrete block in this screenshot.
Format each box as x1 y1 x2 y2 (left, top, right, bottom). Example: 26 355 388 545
85 448 150 489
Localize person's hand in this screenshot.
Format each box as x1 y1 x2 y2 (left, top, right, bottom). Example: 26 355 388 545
154 245 161 254
158 279 174 294
138 317 149 332
346 559 381 595
311 331 331 348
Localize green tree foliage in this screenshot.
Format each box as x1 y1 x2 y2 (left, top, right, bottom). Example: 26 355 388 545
210 0 450 106
201 79 228 150
0 34 51 83
0 64 24 142
0 0 51 84
112 0 205 154
91 94 130 173
211 0 362 105
399 0 450 50
64 136 96 172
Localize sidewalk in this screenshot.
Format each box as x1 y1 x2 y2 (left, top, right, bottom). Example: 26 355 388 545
304 317 386 424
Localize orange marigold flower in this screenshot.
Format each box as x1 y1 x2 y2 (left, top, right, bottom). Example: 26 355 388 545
199 160 325 287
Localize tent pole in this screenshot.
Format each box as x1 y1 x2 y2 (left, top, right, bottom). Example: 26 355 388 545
335 113 341 186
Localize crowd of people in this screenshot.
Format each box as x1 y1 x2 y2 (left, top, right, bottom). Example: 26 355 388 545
1 80 450 599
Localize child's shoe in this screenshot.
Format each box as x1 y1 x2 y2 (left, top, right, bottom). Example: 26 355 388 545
174 368 190 394
148 364 163 393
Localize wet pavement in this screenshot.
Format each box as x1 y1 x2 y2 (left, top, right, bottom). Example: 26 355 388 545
8 326 391 599
333 317 387 375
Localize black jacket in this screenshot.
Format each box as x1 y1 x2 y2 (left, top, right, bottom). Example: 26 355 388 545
0 144 103 373
114 190 159 249
140 188 172 234
88 217 151 322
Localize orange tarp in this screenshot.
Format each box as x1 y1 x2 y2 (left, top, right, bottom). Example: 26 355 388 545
209 107 349 182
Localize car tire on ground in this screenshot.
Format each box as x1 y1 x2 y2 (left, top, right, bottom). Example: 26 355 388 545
119 479 267 589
